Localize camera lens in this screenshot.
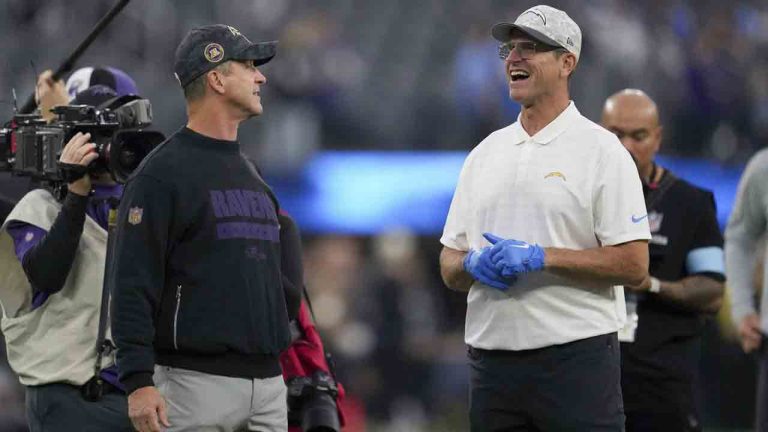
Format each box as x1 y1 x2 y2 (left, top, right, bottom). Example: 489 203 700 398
109 130 164 183
118 147 139 171
301 392 340 432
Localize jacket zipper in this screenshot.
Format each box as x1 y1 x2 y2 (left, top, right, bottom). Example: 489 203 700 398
173 285 182 350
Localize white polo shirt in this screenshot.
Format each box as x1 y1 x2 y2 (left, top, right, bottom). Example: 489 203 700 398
441 102 651 351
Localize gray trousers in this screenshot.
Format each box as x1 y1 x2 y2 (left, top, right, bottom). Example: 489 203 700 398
154 365 287 432
25 383 133 432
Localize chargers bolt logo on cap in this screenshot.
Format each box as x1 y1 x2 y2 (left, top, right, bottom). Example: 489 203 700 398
204 43 225 63
523 8 547 25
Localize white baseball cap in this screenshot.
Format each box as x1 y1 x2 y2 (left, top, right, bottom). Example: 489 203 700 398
491 5 582 61
65 66 138 101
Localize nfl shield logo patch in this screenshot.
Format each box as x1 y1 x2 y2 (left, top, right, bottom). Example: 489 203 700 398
128 207 143 225
648 211 664 233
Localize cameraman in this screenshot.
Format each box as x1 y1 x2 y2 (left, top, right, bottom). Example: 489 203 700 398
0 69 138 431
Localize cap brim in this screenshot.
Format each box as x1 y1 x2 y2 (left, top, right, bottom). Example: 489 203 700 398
491 23 561 48
235 41 278 66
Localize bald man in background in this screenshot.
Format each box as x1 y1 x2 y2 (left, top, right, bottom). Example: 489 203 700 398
601 89 725 431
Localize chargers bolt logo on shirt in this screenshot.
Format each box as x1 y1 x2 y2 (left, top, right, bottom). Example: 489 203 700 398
544 171 566 181
128 207 143 225
204 43 224 63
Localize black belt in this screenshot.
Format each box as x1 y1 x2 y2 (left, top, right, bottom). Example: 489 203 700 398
468 332 616 359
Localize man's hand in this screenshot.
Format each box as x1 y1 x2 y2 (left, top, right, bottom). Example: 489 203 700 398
59 132 97 196
463 246 515 291
36 70 68 123
738 313 763 353
484 233 546 277
128 386 170 432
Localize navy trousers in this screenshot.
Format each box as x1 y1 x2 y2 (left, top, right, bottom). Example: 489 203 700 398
25 382 133 432
468 332 625 432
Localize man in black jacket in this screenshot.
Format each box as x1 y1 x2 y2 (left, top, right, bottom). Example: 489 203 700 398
109 24 300 432
602 89 725 432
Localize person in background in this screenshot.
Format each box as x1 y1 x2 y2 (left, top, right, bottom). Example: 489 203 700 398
278 211 346 432
725 142 768 431
602 88 725 432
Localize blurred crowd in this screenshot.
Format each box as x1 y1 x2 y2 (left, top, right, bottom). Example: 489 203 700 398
0 0 767 430
0 0 765 164
0 230 763 431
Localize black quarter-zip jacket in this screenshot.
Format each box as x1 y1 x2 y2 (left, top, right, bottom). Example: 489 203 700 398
109 127 291 394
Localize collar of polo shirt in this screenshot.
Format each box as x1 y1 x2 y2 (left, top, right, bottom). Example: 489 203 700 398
510 101 579 145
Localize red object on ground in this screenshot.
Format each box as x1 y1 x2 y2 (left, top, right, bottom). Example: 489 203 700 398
281 301 348 431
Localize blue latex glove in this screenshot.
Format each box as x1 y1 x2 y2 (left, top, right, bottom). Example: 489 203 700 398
463 247 515 291
483 233 546 278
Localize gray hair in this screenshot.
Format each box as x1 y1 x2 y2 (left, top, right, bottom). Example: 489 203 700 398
183 61 232 101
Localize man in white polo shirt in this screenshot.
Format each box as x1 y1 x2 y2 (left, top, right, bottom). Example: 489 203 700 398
439 5 651 431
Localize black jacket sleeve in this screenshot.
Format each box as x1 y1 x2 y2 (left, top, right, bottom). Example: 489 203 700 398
109 175 173 394
690 191 724 250
21 192 88 295
278 213 302 321
688 190 725 279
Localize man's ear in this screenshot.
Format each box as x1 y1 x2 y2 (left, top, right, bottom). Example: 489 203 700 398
561 53 577 78
206 70 227 95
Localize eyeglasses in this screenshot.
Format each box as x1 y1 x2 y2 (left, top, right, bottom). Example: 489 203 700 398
498 41 564 60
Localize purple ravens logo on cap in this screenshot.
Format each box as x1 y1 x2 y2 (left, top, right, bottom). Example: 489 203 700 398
204 43 224 63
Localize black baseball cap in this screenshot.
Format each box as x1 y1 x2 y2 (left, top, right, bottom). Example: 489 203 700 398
173 24 277 87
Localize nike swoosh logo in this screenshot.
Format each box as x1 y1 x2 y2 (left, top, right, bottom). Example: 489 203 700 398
510 244 530 249
631 214 648 223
